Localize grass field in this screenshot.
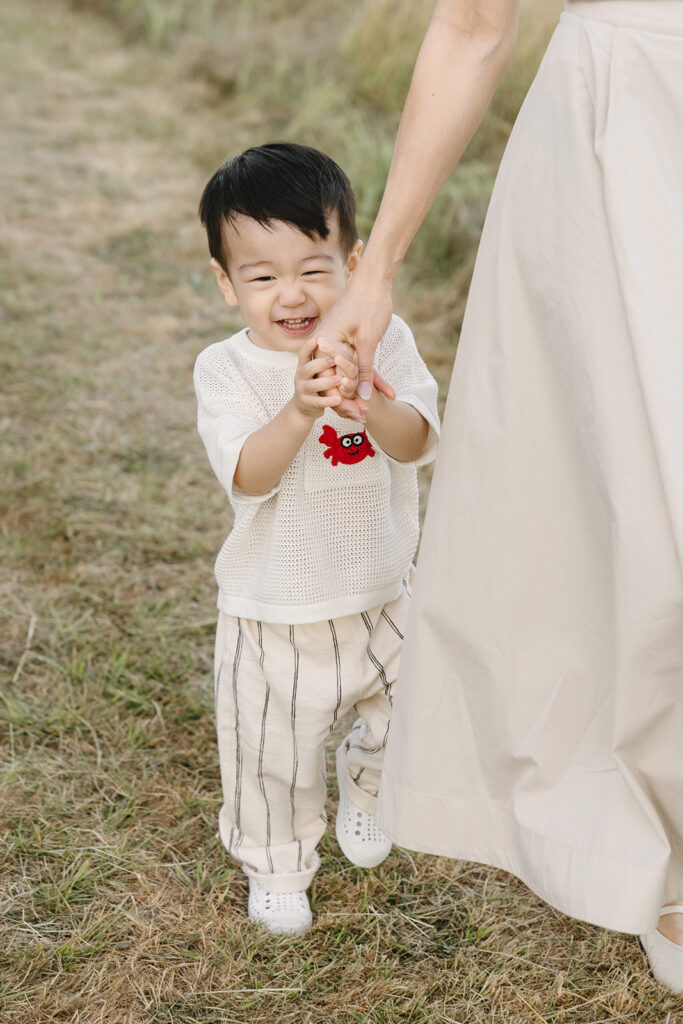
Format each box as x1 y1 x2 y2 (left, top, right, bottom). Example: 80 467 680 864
1 0 681 1021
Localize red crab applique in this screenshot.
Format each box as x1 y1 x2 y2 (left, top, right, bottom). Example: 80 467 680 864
318 424 375 466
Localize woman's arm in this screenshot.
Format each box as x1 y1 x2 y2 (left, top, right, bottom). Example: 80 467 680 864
317 0 520 402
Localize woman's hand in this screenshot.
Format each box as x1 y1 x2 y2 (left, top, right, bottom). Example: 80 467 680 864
314 279 395 419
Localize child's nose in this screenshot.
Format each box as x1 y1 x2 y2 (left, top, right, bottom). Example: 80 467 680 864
279 280 306 306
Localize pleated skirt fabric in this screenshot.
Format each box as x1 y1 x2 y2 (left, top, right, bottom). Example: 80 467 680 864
377 0 683 934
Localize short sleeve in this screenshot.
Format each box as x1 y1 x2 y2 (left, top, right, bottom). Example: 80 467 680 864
375 315 440 466
193 344 278 506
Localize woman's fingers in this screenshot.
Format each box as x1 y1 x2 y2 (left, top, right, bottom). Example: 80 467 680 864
373 370 395 401
316 336 355 359
334 396 367 422
330 352 358 379
338 379 358 399
315 340 358 398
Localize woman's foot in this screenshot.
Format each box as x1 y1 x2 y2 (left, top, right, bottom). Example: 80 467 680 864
247 877 312 936
658 907 683 947
640 903 683 994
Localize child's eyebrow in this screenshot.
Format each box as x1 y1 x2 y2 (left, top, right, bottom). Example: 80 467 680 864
239 253 335 273
239 260 271 272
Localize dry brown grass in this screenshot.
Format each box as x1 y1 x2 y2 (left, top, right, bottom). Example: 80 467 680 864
2 0 682 1021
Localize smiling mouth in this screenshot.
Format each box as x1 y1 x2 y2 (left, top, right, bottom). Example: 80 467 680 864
276 316 318 334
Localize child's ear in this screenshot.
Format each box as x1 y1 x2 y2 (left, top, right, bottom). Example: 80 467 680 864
210 257 238 306
345 239 363 278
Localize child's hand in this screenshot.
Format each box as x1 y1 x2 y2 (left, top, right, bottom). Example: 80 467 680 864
315 337 359 398
316 336 394 422
292 336 344 420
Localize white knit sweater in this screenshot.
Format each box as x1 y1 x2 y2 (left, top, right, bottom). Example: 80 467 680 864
194 314 440 624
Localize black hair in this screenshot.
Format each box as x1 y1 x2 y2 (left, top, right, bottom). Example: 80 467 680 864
198 142 358 271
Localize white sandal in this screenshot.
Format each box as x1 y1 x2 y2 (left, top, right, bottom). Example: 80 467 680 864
640 904 683 994
247 877 312 936
335 745 392 868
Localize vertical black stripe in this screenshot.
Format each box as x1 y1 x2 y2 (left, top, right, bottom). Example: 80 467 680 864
288 626 300 854
361 611 390 696
328 619 342 734
255 621 274 874
232 618 244 852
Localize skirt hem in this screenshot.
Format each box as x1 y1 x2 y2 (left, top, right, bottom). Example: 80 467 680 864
377 771 666 935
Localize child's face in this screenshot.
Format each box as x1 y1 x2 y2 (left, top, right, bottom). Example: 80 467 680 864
211 213 362 352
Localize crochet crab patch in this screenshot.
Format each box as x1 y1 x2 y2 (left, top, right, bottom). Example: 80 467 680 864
318 424 376 466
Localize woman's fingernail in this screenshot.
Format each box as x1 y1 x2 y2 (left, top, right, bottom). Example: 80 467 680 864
358 382 372 400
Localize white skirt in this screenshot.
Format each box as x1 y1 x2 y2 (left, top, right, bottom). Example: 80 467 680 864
377 0 683 934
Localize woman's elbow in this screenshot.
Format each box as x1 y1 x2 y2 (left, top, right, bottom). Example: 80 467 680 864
433 0 519 61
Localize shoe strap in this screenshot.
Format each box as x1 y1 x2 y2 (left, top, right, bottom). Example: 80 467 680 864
659 904 683 916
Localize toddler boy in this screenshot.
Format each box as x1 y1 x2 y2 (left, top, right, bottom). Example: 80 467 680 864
194 142 439 934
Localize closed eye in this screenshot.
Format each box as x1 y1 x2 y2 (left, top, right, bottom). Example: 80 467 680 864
249 275 275 283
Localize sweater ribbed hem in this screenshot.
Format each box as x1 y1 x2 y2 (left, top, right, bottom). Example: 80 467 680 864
216 577 407 624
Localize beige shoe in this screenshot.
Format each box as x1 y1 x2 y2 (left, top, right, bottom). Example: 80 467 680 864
640 904 683 994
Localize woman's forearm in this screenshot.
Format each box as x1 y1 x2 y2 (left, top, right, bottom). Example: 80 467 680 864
314 0 520 405
360 0 519 287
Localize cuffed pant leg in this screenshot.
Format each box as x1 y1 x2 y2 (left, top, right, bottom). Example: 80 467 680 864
338 579 412 814
214 615 341 892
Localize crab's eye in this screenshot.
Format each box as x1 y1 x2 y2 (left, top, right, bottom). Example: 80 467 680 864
353 434 364 446
341 437 353 448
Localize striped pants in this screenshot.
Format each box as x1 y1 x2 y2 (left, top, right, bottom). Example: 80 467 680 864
213 583 410 892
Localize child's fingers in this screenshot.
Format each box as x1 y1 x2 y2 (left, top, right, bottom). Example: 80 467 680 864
305 394 341 409
303 375 343 394
300 354 336 378
298 335 320 364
